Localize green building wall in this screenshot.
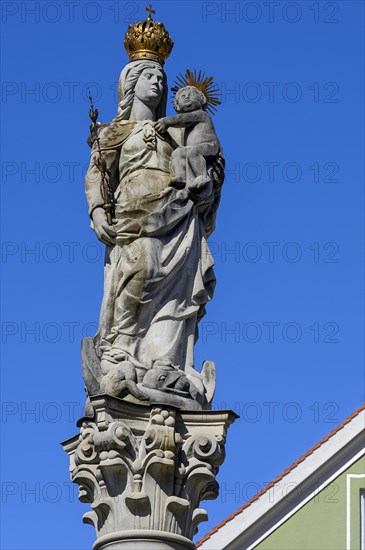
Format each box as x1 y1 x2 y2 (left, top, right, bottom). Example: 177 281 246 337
255 455 365 550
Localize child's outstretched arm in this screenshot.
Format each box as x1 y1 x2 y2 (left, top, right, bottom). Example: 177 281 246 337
155 111 205 133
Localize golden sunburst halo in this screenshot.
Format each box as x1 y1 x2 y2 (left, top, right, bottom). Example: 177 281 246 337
171 69 221 115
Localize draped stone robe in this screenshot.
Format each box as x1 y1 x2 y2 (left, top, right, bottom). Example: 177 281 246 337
85 119 218 377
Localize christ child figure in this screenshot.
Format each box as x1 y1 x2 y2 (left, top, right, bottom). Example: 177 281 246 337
155 84 220 192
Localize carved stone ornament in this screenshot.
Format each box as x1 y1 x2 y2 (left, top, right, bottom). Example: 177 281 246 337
62 397 237 550
63 6 236 548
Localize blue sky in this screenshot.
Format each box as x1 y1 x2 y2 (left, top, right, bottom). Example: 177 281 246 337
1 1 364 548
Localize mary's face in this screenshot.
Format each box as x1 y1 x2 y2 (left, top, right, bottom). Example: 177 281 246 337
134 66 164 107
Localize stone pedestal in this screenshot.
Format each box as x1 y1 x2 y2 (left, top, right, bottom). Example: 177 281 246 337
62 396 237 549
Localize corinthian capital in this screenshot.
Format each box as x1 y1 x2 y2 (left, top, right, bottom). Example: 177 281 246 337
62 396 237 550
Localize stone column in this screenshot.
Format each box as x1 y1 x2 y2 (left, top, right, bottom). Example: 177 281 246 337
62 396 237 550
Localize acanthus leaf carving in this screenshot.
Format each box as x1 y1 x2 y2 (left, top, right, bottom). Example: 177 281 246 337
62 397 237 546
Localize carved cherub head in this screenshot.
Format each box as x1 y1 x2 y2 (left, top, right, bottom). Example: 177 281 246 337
173 85 207 113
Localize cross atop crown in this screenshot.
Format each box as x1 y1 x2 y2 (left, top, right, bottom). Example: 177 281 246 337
145 4 155 20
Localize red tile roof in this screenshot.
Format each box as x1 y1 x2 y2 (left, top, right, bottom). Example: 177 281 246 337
197 403 365 547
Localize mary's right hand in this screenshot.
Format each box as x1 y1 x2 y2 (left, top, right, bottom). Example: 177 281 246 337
92 207 116 246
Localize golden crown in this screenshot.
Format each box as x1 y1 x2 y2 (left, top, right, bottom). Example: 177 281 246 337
124 5 174 65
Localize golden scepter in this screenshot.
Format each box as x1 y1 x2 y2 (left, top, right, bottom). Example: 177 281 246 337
87 91 115 225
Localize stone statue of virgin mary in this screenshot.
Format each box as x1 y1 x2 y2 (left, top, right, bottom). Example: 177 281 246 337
83 10 224 410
